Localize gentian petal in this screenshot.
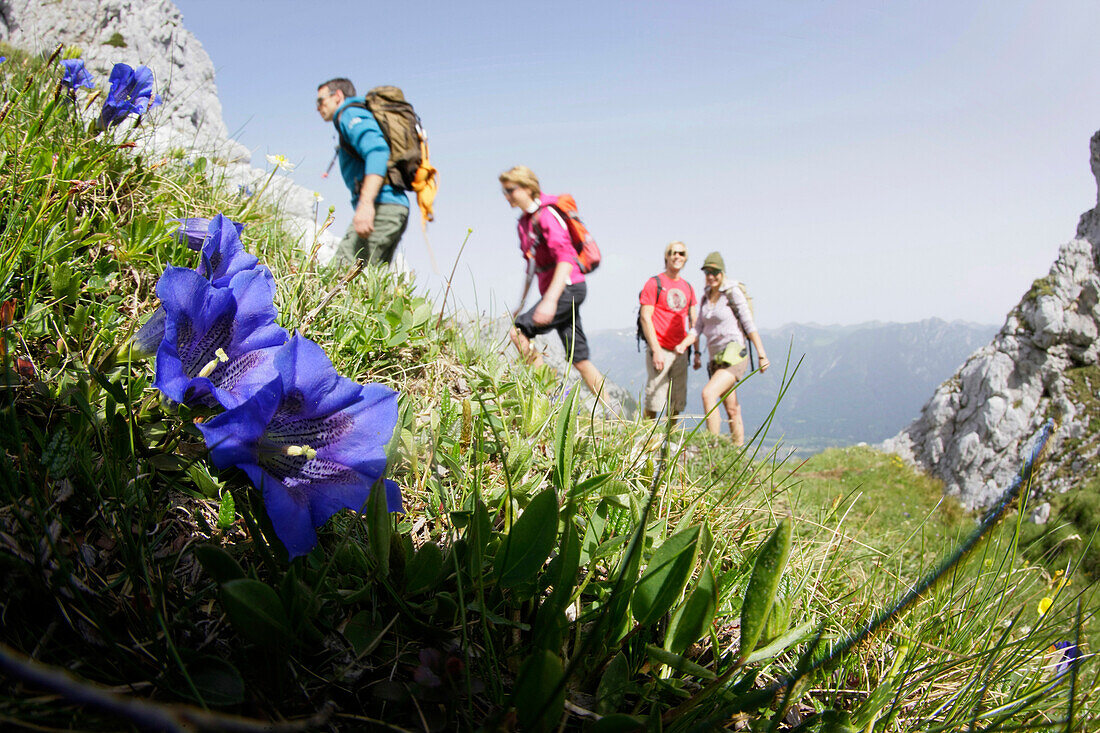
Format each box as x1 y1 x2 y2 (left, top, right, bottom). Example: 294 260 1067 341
195 333 400 559
200 214 257 285
154 266 286 409
131 306 166 358
60 59 95 90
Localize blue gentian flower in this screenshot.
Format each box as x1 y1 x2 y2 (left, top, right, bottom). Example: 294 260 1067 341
198 214 257 285
1052 641 1081 678
0 57 6 65
133 215 257 358
154 266 286 409
60 59 95 91
97 63 162 129
197 333 401 559
237 184 253 198
168 215 245 254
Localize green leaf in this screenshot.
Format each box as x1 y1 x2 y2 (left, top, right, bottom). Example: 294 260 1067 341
366 478 392 576
666 564 717 655
644 644 716 680
216 491 236 530
552 387 577 493
494 487 559 588
192 544 245 584
220 579 292 647
404 541 443 595
513 650 565 731
186 655 244 706
631 525 701 627
739 517 793 661
596 652 632 715
567 471 614 503
590 714 645 733
744 620 816 664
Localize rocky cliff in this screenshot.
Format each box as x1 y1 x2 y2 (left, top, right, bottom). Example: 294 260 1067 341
0 0 336 259
885 131 1100 511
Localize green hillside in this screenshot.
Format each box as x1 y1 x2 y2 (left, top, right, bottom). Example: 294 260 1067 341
0 45 1094 731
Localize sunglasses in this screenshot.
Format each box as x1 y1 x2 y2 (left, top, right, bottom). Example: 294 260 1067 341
315 90 337 107
668 250 687 257
703 268 721 276
503 186 519 195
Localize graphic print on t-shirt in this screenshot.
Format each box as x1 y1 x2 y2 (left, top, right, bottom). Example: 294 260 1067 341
664 287 688 312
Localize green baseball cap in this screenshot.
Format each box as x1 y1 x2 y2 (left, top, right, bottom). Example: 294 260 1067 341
701 251 725 273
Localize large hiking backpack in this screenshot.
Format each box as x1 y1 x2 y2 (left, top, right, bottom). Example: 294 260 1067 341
635 275 663 351
533 194 601 274
334 86 428 193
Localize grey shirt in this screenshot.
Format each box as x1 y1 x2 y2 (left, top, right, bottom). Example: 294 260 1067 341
698 283 755 359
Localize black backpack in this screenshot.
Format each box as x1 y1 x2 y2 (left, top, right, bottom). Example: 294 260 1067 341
333 86 423 190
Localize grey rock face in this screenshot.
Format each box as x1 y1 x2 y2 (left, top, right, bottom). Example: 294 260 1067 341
0 0 337 260
884 130 1100 508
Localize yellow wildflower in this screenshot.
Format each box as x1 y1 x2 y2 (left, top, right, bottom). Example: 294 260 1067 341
1037 597 1053 616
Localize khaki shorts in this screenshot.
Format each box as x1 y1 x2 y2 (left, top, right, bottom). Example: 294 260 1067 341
707 354 749 381
644 346 688 415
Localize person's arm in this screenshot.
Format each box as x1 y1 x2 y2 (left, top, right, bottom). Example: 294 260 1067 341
353 174 384 237
344 109 391 238
674 303 699 355
748 332 769 372
639 305 665 371
533 261 572 325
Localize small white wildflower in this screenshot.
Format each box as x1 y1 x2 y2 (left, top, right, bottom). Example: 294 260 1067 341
312 191 323 202
265 154 295 171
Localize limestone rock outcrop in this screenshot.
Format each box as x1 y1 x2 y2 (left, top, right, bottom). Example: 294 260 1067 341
884 131 1100 509
0 0 336 259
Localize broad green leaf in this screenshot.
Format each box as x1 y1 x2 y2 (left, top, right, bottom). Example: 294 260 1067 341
533 523 581 650
495 487 559 587
187 655 244 706
644 644 716 680
513 650 565 731
366 478 392 576
850 643 910 729
631 525 701 627
567 471 614 503
552 387 578 493
193 544 245 584
220 579 292 647
216 491 235 530
739 518 793 661
666 564 717 655
596 652 632 715
404 541 443 595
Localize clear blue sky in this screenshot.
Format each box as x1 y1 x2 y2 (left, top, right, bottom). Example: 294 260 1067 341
173 0 1100 333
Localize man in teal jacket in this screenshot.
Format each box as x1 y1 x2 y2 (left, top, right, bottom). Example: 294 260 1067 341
316 78 409 266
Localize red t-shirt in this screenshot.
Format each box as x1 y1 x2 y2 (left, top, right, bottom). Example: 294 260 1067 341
639 273 696 351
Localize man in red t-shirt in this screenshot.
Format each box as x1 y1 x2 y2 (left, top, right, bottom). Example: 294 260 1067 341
639 241 698 420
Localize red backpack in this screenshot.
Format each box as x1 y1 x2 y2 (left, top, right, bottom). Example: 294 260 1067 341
537 194 602 274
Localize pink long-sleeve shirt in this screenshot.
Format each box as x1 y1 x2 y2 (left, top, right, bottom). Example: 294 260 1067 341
517 195 584 294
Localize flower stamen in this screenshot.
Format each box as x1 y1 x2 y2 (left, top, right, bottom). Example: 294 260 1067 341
197 347 229 378
285 444 318 460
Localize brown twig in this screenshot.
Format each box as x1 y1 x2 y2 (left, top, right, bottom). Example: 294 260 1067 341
299 259 366 335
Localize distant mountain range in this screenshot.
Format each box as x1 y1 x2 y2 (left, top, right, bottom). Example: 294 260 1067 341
590 319 999 454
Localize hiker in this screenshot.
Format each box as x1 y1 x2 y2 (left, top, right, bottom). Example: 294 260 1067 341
638 241 698 420
316 78 409 266
501 165 604 396
693 251 769 446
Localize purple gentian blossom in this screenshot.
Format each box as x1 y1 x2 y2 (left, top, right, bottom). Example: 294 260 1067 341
133 215 255 356
197 333 401 559
1052 641 1081 678
169 216 245 253
60 59 95 91
97 63 162 129
154 265 286 409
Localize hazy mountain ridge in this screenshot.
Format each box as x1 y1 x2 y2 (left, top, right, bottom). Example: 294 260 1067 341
591 318 999 452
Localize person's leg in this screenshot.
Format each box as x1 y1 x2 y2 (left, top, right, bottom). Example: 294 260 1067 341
723 389 744 446
334 221 368 266
643 346 676 419
365 203 410 265
669 350 689 419
701 368 738 435
511 306 548 366
573 359 604 395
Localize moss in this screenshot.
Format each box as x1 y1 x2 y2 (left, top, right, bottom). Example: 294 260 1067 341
105 32 127 49
1022 477 1100 580
1024 276 1055 303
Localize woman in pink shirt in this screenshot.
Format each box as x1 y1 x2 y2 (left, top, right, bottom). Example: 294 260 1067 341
500 166 604 396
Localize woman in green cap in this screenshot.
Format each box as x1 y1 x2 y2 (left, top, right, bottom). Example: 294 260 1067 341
692 252 769 445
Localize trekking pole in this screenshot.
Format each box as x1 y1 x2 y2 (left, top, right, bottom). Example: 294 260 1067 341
321 151 338 179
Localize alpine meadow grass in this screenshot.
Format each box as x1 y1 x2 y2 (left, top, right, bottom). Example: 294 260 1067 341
0 43 1095 731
